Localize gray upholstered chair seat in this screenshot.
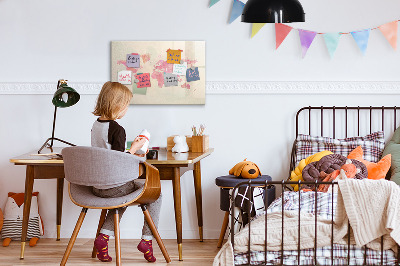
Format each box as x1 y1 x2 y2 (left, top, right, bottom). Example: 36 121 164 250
69 180 145 208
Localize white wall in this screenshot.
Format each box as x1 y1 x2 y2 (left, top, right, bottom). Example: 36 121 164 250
1 0 400 239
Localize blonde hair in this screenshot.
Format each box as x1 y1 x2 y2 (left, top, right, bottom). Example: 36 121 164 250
93 82 133 120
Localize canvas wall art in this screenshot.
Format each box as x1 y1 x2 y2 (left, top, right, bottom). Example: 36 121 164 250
111 41 205 105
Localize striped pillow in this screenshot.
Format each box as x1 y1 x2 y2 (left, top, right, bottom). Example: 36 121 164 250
294 131 385 166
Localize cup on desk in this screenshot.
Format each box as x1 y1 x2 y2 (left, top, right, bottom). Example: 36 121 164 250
146 150 158 160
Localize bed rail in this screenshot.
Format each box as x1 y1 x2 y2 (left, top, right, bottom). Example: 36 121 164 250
231 106 400 265
230 180 400 266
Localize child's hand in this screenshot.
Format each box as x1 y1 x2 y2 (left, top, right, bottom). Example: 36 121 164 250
134 149 149 157
129 137 147 155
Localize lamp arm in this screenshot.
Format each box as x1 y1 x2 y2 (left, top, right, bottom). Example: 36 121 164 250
50 79 61 148
50 105 57 148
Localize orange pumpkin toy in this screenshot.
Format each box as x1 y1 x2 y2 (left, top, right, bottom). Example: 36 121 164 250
229 159 261 179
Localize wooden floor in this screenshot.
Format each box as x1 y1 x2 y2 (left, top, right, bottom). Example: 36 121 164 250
0 239 221 265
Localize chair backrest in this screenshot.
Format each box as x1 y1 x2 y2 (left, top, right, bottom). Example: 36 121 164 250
62 146 145 187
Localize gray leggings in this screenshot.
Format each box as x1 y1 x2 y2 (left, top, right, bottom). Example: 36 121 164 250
92 180 162 240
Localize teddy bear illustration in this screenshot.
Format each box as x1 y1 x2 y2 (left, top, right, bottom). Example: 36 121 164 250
1 192 43 247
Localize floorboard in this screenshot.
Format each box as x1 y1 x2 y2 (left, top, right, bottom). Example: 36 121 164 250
0 239 222 265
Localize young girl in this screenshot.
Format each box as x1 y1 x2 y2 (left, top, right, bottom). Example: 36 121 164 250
91 81 162 263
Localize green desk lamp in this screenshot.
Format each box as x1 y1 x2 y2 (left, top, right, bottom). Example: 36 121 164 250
38 79 80 154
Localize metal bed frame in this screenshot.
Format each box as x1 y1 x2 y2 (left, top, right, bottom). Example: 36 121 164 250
230 106 400 266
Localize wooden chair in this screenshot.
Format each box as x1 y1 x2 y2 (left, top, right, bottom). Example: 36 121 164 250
60 146 171 265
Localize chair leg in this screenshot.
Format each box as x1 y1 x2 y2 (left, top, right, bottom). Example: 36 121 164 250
217 211 230 248
114 209 121 266
60 208 88 266
91 209 108 258
141 205 171 263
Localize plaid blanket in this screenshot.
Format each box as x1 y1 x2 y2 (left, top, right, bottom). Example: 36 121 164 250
234 191 397 265
266 190 336 220
235 244 397 265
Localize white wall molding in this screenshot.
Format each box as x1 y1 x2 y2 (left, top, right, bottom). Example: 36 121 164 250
207 81 400 94
1 81 400 95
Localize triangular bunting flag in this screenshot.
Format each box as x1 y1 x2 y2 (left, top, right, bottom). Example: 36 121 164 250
275 23 293 49
323 33 341 58
251 23 266 38
298 29 317 58
209 0 220 7
229 0 245 24
351 29 370 55
378 21 398 50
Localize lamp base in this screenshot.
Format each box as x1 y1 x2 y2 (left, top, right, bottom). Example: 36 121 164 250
38 137 76 154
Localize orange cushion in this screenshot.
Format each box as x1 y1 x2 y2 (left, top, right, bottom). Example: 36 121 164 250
347 146 391 180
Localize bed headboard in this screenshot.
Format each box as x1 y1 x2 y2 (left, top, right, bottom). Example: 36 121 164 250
290 106 400 179
295 106 400 138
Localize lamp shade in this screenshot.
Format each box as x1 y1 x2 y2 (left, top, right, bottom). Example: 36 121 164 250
52 84 80 108
241 0 305 23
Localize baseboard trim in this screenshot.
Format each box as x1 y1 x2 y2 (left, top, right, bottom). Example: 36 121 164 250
1 81 399 95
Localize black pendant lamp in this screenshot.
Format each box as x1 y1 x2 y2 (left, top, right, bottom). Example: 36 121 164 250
242 0 305 23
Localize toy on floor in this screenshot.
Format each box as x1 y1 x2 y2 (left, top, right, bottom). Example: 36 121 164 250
1 192 44 247
229 159 261 179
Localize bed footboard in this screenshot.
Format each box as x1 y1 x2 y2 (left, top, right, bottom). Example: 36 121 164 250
230 180 400 266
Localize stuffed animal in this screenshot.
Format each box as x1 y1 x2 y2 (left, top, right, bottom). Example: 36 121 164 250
229 159 261 179
1 192 44 247
172 135 189 153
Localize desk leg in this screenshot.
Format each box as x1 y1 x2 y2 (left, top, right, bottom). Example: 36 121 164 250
172 167 183 261
193 161 203 242
56 178 64 241
20 165 35 259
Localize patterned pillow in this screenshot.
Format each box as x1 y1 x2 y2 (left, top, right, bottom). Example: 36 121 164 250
294 131 385 166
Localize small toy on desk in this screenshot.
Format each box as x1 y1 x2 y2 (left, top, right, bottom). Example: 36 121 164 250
172 135 189 153
1 192 44 247
229 159 261 179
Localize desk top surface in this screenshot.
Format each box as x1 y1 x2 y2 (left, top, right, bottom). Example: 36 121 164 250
10 147 214 166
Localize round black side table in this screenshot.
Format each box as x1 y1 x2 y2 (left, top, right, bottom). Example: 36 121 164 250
215 175 275 248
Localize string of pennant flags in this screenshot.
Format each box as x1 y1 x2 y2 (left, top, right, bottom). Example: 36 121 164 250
210 0 399 58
